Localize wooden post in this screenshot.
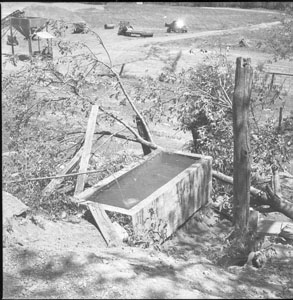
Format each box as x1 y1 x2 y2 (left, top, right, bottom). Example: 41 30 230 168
232 57 253 233
271 165 281 196
74 105 99 195
28 19 33 57
278 107 283 131
269 73 275 91
136 115 152 155
119 63 125 76
9 19 15 56
38 37 40 53
9 18 16 66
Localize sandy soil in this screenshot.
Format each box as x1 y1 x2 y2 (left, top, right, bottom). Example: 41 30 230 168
3 208 293 299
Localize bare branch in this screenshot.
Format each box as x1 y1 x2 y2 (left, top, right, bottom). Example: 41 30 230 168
99 106 163 151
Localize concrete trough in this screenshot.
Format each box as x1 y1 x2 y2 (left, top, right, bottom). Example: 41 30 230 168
76 150 212 240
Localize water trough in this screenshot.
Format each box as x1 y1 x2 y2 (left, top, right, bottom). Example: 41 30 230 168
76 150 212 240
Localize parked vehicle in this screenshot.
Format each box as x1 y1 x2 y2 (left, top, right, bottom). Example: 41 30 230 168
118 21 153 37
72 22 89 34
165 20 187 33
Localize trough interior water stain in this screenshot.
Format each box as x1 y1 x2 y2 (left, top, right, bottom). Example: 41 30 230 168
87 152 199 209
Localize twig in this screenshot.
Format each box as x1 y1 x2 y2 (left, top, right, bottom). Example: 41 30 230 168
91 128 127 156
219 78 232 106
99 60 155 143
4 169 109 184
85 29 112 67
67 130 138 143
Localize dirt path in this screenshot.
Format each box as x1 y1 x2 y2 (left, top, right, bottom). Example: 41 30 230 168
102 21 281 50
94 21 281 63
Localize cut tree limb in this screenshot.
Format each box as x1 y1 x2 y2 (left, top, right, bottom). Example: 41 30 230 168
266 185 293 220
212 170 293 220
212 170 268 202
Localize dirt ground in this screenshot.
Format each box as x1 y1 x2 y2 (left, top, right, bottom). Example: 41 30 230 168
3 207 293 299
2 2 293 299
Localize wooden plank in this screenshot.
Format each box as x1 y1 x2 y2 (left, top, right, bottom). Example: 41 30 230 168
266 71 293 77
88 203 122 247
42 147 83 196
257 220 293 235
74 105 99 195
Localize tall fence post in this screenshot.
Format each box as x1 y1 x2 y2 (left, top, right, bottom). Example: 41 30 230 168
232 57 253 233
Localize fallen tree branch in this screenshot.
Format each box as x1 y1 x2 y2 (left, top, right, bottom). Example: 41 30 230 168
81 31 154 144
266 185 293 220
212 170 269 203
212 170 293 220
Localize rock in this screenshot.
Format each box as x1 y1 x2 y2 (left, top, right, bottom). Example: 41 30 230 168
113 222 129 242
3 191 29 225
